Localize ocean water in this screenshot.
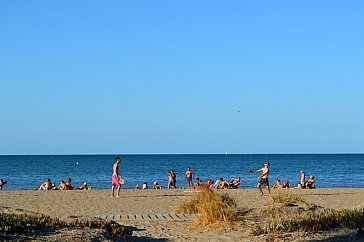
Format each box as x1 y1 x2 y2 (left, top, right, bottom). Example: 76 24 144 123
0 154 363 190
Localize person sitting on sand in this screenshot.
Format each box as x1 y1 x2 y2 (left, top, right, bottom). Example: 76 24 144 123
282 180 290 188
305 176 316 189
207 180 214 188
38 179 53 190
213 179 220 188
142 182 148 189
0 179 7 190
194 177 203 188
230 177 241 184
58 180 67 190
135 184 140 190
226 177 241 189
218 178 229 189
78 182 88 190
65 178 75 190
271 179 282 188
153 181 161 189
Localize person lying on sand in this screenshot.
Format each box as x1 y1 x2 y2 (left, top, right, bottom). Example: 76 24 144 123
78 182 88 190
38 179 53 190
193 179 217 190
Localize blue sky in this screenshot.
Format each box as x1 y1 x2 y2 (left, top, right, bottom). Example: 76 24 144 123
1 1 363 154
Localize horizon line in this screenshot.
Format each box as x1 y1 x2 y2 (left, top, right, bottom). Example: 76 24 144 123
1 152 364 156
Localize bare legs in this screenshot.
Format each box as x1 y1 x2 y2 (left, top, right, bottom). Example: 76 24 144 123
257 183 270 195
111 185 120 197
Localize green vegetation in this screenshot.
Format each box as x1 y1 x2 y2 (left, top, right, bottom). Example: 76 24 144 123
0 212 131 238
254 208 364 235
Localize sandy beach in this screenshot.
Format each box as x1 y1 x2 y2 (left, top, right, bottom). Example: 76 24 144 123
1 188 364 241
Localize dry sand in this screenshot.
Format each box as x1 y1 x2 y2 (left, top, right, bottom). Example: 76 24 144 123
1 188 364 241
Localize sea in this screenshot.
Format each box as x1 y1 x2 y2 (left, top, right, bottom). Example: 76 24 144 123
1 154 364 190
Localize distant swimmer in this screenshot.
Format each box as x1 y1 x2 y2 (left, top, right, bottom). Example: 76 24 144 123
248 162 271 196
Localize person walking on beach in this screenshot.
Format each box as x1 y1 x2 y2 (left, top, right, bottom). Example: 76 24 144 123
248 162 271 195
111 157 122 197
185 167 194 189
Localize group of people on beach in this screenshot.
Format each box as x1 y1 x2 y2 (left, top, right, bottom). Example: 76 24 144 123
132 167 241 192
38 178 89 191
296 170 316 189
3 157 316 196
248 162 316 195
109 157 317 197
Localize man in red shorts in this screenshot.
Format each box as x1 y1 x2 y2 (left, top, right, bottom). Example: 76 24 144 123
111 157 122 197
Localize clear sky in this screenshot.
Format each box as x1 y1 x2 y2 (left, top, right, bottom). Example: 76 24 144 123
1 1 363 154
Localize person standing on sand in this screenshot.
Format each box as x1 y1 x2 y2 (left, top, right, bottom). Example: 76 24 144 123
300 170 305 187
248 162 271 195
111 157 122 197
168 170 176 189
185 167 194 189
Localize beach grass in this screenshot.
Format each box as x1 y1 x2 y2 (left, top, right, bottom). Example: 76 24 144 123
176 188 237 229
254 208 364 235
0 212 131 238
268 190 306 205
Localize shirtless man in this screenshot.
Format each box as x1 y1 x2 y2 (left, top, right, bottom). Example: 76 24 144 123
111 157 122 197
58 180 67 190
249 162 271 195
38 179 52 190
185 167 194 189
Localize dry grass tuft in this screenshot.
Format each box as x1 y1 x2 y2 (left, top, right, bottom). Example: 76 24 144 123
176 189 237 229
268 190 306 205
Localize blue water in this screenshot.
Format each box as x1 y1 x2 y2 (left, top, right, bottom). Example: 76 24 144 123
1 154 364 190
